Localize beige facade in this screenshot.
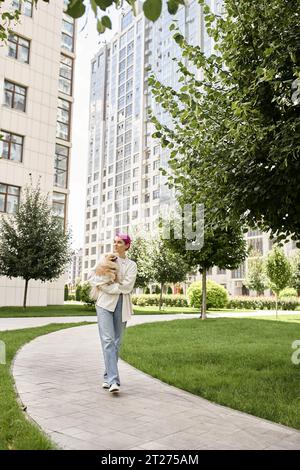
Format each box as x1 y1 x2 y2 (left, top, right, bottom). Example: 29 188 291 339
0 0 76 306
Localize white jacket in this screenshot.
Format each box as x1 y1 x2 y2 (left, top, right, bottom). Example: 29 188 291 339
87 255 137 322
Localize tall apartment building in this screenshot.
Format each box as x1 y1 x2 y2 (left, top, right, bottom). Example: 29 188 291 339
68 248 82 286
82 0 202 280
0 0 76 305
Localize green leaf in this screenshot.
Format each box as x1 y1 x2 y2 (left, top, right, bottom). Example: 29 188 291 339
102 15 112 29
65 0 85 18
90 0 97 17
94 0 114 11
97 18 106 34
143 0 162 22
167 0 179 15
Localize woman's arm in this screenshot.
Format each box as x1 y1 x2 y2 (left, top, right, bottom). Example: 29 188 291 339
99 262 137 295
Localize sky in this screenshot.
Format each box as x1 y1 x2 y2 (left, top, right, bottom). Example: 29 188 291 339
67 6 121 251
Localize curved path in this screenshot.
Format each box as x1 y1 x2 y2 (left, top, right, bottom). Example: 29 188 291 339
11 316 300 450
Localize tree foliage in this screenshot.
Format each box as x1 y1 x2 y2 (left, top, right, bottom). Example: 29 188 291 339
0 183 72 308
265 245 292 317
0 0 185 42
244 254 268 295
149 0 300 245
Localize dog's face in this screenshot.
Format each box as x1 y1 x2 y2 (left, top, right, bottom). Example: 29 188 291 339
105 253 118 262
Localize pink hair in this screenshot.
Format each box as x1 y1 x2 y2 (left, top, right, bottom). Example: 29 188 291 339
115 232 132 249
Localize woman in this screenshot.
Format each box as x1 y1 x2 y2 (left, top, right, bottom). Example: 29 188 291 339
88 233 137 394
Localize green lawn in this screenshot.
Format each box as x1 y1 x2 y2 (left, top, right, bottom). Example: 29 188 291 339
0 304 259 317
120 317 300 430
0 304 200 317
246 314 300 324
0 305 95 317
0 322 93 450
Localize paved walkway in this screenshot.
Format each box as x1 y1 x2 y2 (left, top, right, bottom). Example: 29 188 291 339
11 316 300 450
1 310 299 331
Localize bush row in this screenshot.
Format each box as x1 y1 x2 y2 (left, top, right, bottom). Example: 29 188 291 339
227 296 299 311
132 294 188 307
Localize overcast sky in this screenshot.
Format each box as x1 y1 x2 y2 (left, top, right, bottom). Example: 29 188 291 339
68 6 120 251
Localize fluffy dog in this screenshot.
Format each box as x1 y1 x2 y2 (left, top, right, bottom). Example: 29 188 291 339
95 253 119 283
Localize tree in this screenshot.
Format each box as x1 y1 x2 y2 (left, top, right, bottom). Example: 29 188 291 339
64 284 69 301
0 183 72 308
0 0 185 43
127 236 153 288
147 236 190 310
290 250 300 295
244 252 268 296
149 0 300 246
75 283 82 301
265 246 292 319
164 218 248 319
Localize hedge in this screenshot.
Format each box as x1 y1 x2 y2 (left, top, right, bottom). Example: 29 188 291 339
227 296 299 311
131 294 188 307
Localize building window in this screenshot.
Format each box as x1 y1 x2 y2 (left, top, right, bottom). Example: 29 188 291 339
52 192 66 228
59 55 73 95
248 237 263 255
217 268 226 275
12 0 33 17
231 263 246 279
0 183 20 214
153 189 159 199
56 98 71 141
61 13 74 53
4 80 27 112
7 33 30 63
0 130 23 162
54 144 68 188
153 175 159 185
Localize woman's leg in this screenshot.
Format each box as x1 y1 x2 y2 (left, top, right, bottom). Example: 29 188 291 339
113 294 127 386
96 305 120 386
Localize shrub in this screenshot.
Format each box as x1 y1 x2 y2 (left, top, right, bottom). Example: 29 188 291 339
187 280 229 309
144 286 150 294
75 284 82 301
80 282 95 307
131 294 188 307
279 287 298 299
64 284 69 301
227 296 299 311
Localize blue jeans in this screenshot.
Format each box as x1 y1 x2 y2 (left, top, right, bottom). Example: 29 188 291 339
96 294 127 386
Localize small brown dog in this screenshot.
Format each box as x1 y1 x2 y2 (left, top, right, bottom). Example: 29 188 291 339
95 253 119 283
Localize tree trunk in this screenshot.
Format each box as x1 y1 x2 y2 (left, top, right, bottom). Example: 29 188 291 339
276 293 278 320
159 282 163 310
202 269 207 320
23 278 29 309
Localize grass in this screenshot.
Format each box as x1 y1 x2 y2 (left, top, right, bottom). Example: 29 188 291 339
0 304 200 317
245 314 300 324
120 317 300 430
0 322 93 450
0 304 260 317
0 305 94 317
